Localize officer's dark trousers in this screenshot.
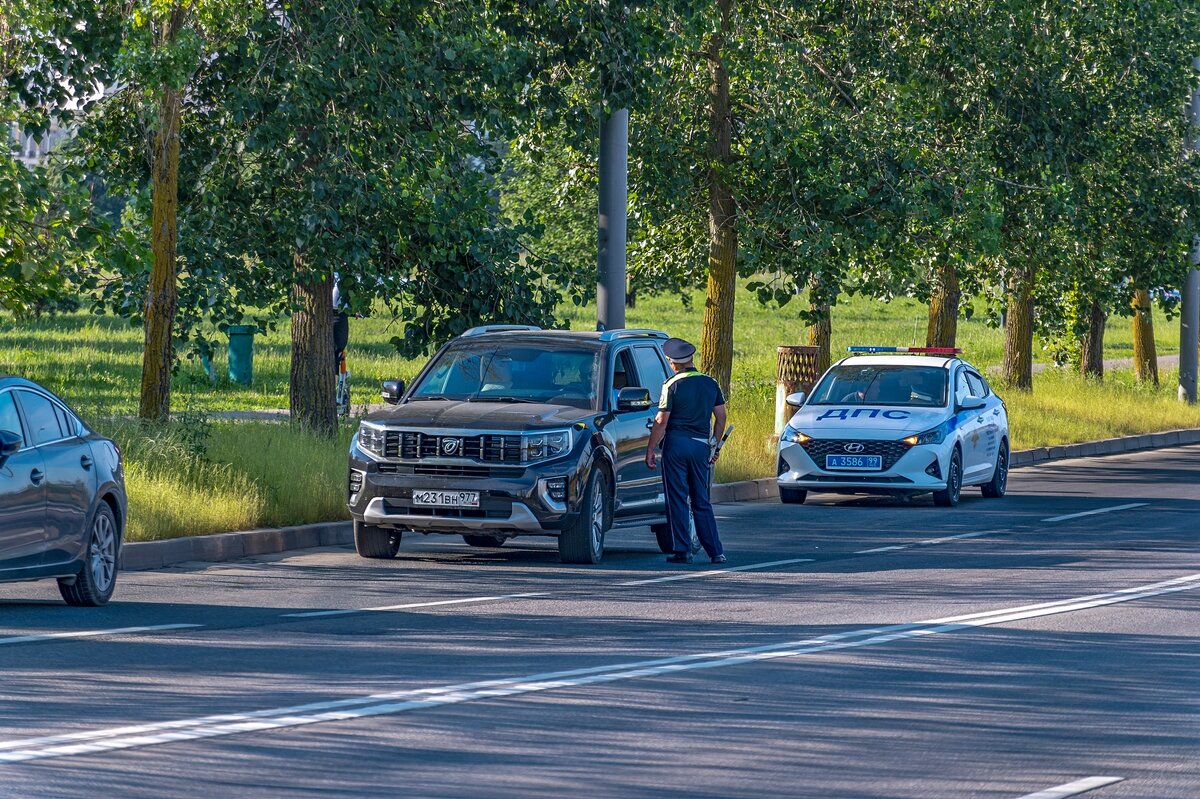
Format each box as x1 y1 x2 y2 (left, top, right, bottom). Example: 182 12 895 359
662 435 722 557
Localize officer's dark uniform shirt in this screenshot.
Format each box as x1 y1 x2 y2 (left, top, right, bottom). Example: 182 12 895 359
659 368 725 438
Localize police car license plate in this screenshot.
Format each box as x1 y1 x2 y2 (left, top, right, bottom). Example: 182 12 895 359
825 455 882 471
412 490 480 508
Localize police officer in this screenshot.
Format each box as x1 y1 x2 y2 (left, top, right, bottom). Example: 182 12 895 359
645 338 727 564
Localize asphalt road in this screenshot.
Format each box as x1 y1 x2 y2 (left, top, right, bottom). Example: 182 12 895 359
1 446 1197 799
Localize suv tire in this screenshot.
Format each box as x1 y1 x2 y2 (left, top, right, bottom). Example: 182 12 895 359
932 447 962 507
981 438 1009 498
462 535 505 548
780 487 808 505
651 523 673 554
59 502 119 607
558 468 608 564
355 520 402 559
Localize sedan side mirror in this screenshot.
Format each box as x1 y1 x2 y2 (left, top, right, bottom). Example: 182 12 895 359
960 395 986 411
616 387 653 412
0 429 21 469
381 379 405 405
785 391 807 407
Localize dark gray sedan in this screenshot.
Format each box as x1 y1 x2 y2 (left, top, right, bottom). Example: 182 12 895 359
0 376 126 605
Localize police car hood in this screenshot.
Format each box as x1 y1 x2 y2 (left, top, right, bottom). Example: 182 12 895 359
790 404 947 436
364 399 593 432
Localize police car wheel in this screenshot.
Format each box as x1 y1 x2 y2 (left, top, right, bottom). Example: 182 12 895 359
981 438 1009 498
354 520 402 559
462 535 505 548
932 448 962 507
779 487 807 505
558 468 608 564
651 523 674 554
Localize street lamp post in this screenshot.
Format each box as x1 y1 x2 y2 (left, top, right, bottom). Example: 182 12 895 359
1181 58 1200 404
597 107 628 332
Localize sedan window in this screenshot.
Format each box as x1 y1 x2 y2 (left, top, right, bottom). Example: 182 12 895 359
16 391 64 446
0 392 24 447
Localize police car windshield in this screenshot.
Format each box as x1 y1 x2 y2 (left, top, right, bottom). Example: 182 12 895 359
410 343 600 410
808 365 948 408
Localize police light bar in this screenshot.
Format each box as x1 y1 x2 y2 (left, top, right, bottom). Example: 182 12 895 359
847 346 962 355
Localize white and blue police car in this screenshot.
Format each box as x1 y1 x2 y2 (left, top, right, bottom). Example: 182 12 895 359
777 347 1009 507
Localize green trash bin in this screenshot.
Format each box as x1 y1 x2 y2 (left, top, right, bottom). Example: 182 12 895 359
227 325 256 386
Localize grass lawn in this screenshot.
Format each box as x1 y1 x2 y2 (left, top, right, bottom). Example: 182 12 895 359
3 285 1198 541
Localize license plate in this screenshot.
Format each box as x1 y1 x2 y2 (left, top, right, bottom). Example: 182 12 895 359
825 454 882 471
412 490 480 508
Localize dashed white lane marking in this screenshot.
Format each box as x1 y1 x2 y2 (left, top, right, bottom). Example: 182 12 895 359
616 558 814 586
1014 776 1124 799
1042 503 1147 523
282 593 552 619
917 531 990 545
2 573 1195 764
854 545 906 554
0 624 202 647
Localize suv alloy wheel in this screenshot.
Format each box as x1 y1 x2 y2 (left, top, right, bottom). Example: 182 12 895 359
558 468 608 564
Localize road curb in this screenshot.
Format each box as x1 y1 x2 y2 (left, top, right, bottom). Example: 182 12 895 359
120 427 1200 572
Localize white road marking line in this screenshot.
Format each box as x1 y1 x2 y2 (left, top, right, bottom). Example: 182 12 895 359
0 624 202 647
281 592 552 619
917 531 990 545
1014 776 1124 799
616 558 814 586
3 573 1195 764
1042 503 1147 523
854 545 907 554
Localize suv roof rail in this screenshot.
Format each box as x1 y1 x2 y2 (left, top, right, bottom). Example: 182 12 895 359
597 328 670 342
459 324 543 338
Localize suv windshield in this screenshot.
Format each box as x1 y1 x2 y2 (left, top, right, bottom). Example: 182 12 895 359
410 343 600 410
809 365 948 408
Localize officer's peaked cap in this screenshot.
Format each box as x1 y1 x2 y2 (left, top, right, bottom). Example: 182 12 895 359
663 338 696 362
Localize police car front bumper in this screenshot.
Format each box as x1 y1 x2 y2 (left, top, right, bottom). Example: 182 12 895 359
776 438 951 494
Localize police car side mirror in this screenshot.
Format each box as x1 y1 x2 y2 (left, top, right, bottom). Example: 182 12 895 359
616 387 652 412
0 429 20 468
381 379 405 405
785 391 806 407
960 395 986 411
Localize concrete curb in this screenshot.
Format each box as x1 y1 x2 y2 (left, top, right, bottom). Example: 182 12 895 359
121 427 1200 571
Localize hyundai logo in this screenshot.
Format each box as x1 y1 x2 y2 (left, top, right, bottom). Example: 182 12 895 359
843 442 865 454
442 437 462 455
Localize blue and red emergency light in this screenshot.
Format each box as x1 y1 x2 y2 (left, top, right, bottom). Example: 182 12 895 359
847 346 962 355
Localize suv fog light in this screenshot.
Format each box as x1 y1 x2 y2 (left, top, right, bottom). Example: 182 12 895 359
348 469 365 500
546 477 567 503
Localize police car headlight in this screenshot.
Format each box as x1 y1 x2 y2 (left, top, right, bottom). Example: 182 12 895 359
357 423 386 457
781 425 811 444
903 422 949 447
522 429 573 462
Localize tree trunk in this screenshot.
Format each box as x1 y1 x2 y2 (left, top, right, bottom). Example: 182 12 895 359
1132 288 1159 385
137 80 182 422
290 268 337 434
925 261 960 348
698 0 736 399
1001 266 1035 390
807 275 831 374
1079 299 1106 380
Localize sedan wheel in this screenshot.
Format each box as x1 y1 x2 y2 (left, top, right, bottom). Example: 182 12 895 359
59 503 119 607
932 448 962 508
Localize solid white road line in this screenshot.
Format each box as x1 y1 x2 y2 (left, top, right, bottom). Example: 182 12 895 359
854 545 906 554
282 592 552 619
1014 776 1124 799
0 624 202 647
616 558 814 586
2 573 1195 764
1042 503 1147 523
918 531 990 545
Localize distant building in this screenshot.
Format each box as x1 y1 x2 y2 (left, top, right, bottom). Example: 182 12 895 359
8 118 70 167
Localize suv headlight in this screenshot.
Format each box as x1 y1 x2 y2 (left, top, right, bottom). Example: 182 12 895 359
781 424 811 444
522 429 573 462
903 420 951 447
357 423 386 457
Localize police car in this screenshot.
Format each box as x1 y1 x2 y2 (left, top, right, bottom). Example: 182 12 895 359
777 347 1009 506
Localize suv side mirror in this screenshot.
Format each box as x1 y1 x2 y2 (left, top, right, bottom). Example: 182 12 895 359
0 429 21 468
381 379 405 405
616 387 652 412
960 395 986 411
785 391 806 407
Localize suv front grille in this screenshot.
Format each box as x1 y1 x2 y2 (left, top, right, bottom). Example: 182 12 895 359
384 432 523 464
800 439 910 471
376 463 524 479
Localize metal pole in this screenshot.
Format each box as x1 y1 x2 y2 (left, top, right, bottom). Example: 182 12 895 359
1181 58 1200 404
597 108 628 331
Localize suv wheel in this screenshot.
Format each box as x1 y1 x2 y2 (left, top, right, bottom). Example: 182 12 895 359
981 439 1009 498
558 468 608 564
355 520 402 559
59 503 119 607
932 447 962 507
651 523 673 554
462 535 505 548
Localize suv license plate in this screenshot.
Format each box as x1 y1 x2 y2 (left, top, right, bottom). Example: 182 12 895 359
825 454 882 471
412 490 480 508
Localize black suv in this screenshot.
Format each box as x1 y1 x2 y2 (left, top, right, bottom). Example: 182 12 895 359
346 326 678 563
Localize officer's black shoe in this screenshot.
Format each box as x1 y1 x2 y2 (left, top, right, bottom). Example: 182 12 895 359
711 554 727 564
666 553 693 564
